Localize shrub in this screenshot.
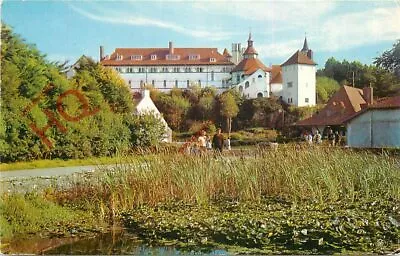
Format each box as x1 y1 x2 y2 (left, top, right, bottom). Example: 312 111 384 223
126 113 167 147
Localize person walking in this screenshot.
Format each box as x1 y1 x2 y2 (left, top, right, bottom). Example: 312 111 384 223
314 130 322 144
328 128 335 146
197 130 207 151
334 131 341 147
212 128 225 152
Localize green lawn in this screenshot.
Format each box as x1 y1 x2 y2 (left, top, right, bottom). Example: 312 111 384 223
0 156 125 172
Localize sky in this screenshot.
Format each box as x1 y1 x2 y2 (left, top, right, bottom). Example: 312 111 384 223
2 0 400 69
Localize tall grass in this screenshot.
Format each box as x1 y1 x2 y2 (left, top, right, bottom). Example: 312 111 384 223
55 147 400 219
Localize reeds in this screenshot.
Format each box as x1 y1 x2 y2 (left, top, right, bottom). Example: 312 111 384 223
56 147 400 219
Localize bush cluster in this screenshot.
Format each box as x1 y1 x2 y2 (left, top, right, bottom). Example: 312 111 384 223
0 25 165 162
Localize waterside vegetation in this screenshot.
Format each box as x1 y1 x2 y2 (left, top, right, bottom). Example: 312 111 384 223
1 147 399 254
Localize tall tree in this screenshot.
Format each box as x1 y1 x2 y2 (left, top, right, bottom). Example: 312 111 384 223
316 76 340 103
374 40 400 78
219 92 239 136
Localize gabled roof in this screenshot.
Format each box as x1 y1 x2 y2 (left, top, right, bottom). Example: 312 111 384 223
232 58 271 75
281 50 316 66
343 95 400 123
270 65 282 84
295 86 367 126
101 48 234 66
243 46 258 55
223 48 232 57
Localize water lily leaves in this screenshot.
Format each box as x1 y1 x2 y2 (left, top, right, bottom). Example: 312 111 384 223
121 198 400 254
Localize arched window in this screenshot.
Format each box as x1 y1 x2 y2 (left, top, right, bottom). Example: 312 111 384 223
245 81 250 89
239 86 244 93
258 75 262 78
257 92 263 98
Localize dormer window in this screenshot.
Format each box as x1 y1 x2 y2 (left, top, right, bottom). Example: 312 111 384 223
210 58 216 62
131 55 143 61
166 54 180 60
189 54 200 60
116 54 123 61
151 54 157 60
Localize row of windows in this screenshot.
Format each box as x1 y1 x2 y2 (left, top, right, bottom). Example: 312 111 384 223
114 67 232 73
115 54 217 62
236 74 265 83
286 82 308 88
128 79 229 88
287 98 309 104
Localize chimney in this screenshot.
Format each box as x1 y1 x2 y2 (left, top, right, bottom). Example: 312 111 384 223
307 49 313 60
142 89 151 99
100 46 104 61
362 86 373 105
169 41 174 54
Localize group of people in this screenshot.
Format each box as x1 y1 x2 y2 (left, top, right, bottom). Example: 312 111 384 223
182 128 231 155
303 128 342 146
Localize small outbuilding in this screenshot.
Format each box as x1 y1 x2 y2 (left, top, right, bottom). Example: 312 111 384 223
295 85 373 134
134 90 172 143
344 95 400 148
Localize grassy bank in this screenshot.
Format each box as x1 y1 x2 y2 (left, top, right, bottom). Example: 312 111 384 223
57 147 400 211
1 147 399 253
0 156 124 172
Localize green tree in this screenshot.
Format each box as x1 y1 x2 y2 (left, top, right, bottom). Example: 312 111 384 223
316 76 340 103
219 92 239 136
374 40 400 78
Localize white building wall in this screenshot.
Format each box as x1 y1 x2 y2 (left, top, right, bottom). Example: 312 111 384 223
297 64 316 107
234 69 270 98
347 109 400 148
282 65 299 105
135 90 173 142
270 83 283 97
282 64 315 107
111 65 232 93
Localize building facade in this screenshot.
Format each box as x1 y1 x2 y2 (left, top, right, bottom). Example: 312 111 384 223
345 95 400 148
100 36 316 105
100 42 235 94
230 33 272 98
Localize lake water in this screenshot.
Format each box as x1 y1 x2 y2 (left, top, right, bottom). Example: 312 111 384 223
44 232 229 255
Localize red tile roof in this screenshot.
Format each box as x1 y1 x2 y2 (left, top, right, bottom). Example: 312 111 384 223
101 48 234 66
281 50 316 66
232 58 271 75
343 95 400 123
243 46 258 55
295 86 367 126
270 65 282 84
223 48 232 57
368 95 400 109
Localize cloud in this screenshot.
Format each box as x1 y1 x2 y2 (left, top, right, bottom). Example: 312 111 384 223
257 40 300 59
46 53 78 63
69 5 237 41
191 0 336 24
317 7 400 51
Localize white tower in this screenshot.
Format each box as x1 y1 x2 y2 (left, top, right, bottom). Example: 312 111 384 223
281 37 316 107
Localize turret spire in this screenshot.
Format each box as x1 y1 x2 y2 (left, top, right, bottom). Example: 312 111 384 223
301 34 309 53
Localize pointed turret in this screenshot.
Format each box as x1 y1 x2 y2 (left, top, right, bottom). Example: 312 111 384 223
301 36 309 53
243 32 258 59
